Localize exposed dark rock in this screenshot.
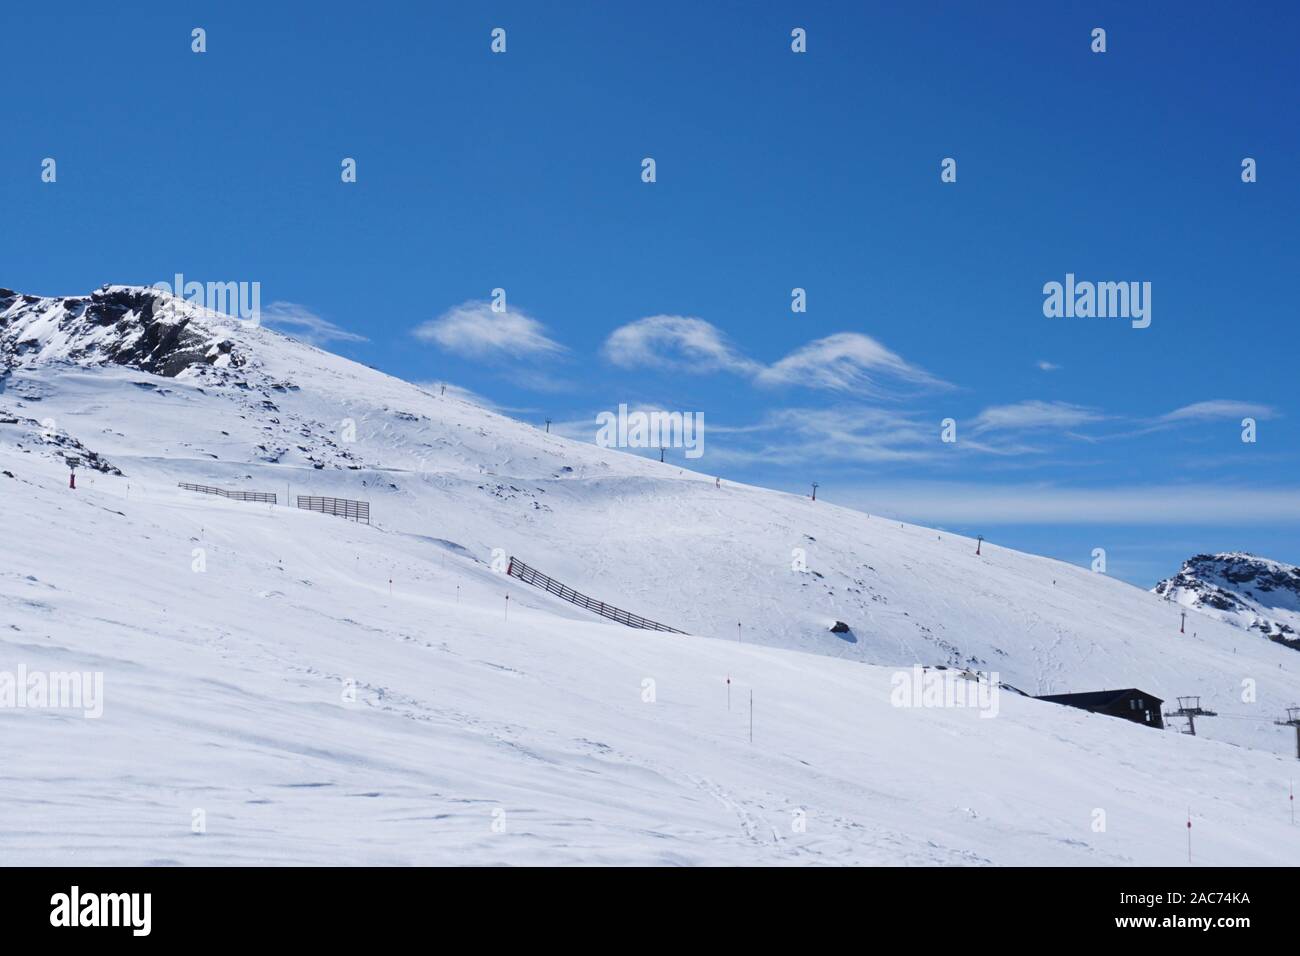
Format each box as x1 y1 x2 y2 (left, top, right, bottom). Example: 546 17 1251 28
0 286 250 378
1154 553 1300 651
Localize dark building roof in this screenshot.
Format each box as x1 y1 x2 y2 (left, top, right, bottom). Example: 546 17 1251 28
1036 688 1163 707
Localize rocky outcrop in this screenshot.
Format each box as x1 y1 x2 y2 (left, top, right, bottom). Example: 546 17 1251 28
1154 553 1300 650
0 286 246 378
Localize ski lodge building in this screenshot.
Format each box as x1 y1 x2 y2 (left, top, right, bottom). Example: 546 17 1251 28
1034 688 1164 729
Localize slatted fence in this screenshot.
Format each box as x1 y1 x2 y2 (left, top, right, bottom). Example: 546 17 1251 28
178 482 277 504
507 557 686 634
296 495 370 524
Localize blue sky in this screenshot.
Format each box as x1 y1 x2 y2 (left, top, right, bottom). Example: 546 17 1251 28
4 1 1297 586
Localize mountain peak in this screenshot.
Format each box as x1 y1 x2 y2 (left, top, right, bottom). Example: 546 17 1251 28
1153 552 1300 648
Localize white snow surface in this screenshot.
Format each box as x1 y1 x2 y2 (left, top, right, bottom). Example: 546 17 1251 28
2 288 1298 865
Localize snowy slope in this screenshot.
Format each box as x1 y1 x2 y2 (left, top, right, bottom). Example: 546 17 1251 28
1154 553 1300 650
5 287 1296 746
3 286 1300 865
4 450 1300 865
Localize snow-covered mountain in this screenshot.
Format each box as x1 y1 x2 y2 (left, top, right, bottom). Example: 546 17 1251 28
1154 553 1300 650
3 286 1299 865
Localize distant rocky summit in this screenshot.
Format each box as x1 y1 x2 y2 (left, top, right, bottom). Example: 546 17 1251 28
1153 553 1300 650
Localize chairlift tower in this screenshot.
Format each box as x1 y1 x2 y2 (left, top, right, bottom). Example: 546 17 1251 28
1276 706 1300 760
1164 696 1217 736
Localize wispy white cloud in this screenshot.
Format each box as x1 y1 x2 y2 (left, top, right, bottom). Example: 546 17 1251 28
1086 399 1281 441
601 316 948 395
413 301 566 360
754 332 949 394
546 400 1063 470
724 406 941 466
1036 360 1061 372
972 400 1105 434
1157 400 1277 423
547 403 943 468
261 302 368 346
602 315 760 375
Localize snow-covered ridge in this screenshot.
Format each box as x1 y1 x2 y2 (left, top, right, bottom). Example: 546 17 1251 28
1154 552 1300 649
